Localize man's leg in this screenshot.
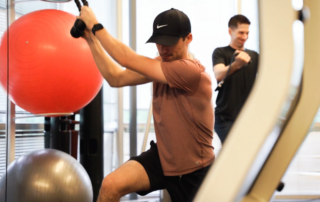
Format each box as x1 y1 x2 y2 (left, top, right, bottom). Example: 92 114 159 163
97 160 150 202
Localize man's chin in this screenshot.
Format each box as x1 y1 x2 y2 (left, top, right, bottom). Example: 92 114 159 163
238 42 245 48
161 57 173 62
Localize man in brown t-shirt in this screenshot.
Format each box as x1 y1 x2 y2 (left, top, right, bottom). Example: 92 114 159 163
80 7 214 202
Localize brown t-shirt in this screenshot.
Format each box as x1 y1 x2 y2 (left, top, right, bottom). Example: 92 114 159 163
153 58 215 176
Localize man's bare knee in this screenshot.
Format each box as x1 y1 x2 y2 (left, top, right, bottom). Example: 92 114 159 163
98 161 150 202
98 174 123 201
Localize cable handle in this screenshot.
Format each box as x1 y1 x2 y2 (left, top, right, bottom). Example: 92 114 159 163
70 0 89 38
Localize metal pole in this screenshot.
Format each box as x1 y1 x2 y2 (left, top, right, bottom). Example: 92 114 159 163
116 0 124 167
5 1 16 202
129 0 137 200
6 0 16 168
237 0 242 14
141 102 152 153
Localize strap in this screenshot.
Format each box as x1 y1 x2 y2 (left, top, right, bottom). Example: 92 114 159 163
215 52 238 91
92 23 104 35
74 0 89 12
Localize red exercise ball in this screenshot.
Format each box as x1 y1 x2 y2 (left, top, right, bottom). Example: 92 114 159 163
0 9 103 116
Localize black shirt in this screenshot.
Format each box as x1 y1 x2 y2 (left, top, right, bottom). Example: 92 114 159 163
212 45 259 121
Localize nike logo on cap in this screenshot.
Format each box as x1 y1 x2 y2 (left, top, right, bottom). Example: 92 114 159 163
157 24 168 29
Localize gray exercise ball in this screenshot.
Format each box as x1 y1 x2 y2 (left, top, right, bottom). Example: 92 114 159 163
0 149 93 202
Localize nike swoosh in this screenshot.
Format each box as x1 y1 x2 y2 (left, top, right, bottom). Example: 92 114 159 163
157 24 168 29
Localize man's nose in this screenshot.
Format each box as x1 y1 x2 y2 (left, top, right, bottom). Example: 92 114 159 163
240 35 247 41
159 45 169 53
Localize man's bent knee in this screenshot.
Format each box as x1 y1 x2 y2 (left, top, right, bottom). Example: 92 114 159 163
98 174 123 201
97 160 151 201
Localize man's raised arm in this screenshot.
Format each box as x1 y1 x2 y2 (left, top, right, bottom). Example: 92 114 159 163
80 6 168 85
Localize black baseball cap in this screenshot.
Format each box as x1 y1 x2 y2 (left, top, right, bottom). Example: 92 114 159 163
146 8 191 46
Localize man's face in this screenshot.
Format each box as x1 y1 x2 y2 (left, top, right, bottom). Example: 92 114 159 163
156 34 192 62
229 23 249 48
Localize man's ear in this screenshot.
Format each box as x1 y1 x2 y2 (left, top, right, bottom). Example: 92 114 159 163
228 28 232 36
186 33 193 44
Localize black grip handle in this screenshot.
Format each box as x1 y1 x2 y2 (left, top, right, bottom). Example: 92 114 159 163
70 18 86 38
71 0 89 38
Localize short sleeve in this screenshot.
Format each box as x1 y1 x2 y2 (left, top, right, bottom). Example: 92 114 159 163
161 59 202 93
212 48 225 67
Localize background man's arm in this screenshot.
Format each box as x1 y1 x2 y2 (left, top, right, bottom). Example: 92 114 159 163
214 62 241 82
213 51 251 82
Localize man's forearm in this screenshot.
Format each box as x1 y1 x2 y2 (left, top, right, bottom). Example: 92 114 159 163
95 28 137 69
87 35 123 87
227 62 242 76
215 62 242 82
79 6 138 71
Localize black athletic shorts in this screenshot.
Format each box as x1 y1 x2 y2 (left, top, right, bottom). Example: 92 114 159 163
214 116 234 144
129 140 212 202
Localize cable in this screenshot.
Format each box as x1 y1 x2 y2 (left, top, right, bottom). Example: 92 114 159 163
74 0 81 12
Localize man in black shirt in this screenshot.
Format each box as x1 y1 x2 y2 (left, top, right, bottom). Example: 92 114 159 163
212 15 259 144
